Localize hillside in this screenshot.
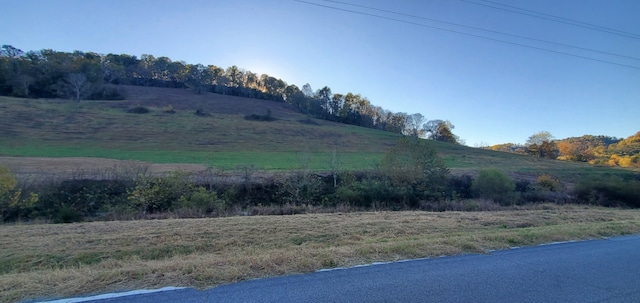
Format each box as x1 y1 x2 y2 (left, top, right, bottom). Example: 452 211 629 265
0 85 637 180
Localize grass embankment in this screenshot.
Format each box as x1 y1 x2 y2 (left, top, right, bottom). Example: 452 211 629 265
2 205 640 302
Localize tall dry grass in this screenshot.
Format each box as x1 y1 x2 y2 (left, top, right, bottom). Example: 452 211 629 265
2 204 640 302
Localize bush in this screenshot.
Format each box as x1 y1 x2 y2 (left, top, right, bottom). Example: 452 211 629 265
298 118 320 125
574 177 640 207
244 110 276 121
127 173 193 214
0 167 39 222
536 174 560 191
515 179 531 193
447 175 473 199
176 187 227 216
163 105 176 114
471 169 516 205
381 137 449 202
336 178 398 209
127 106 150 114
195 109 211 117
87 86 126 100
37 179 130 222
275 172 325 206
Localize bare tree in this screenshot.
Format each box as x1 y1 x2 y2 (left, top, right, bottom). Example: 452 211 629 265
16 74 34 97
403 113 427 138
329 147 341 188
423 119 444 140
65 73 87 101
526 131 555 146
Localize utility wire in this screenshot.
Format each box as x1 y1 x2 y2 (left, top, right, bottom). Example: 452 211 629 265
295 0 640 70
325 0 640 61
461 0 640 40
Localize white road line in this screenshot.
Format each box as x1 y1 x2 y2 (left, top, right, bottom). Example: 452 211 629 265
35 287 186 303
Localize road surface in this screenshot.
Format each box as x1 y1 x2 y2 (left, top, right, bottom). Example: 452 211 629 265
37 235 640 303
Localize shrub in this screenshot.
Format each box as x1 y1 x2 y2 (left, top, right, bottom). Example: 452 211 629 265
244 110 276 121
447 174 473 199
127 173 193 214
176 187 227 216
574 177 640 207
195 109 211 117
37 179 130 222
163 105 176 114
515 179 531 193
127 106 150 114
471 169 516 205
298 118 320 125
536 174 560 191
87 86 126 100
0 167 39 222
275 172 325 206
336 178 397 209
381 137 449 201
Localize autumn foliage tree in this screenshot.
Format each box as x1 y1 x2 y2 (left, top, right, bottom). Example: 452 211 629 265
525 131 558 159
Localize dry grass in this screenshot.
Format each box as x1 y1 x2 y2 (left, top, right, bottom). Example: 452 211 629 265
2 205 640 302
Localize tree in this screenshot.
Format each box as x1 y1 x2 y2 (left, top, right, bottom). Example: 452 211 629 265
302 83 314 97
316 86 332 116
424 120 458 143
329 93 344 119
423 119 443 139
405 113 427 138
526 131 554 146
284 84 305 108
385 112 408 134
471 169 516 205
16 74 34 97
185 64 207 94
525 131 557 159
0 45 24 58
382 137 449 200
435 122 458 143
1 45 35 97
207 65 225 87
225 65 242 88
64 73 87 101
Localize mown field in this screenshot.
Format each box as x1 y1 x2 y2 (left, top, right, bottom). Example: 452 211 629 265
1 85 637 180
2 205 640 303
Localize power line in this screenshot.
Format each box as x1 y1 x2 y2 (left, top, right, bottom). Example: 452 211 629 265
294 0 640 70
461 0 640 40
325 0 640 62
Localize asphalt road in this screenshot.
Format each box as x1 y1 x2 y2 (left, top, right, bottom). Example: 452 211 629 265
40 235 640 303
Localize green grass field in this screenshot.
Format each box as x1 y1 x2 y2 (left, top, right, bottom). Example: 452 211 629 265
0 86 637 178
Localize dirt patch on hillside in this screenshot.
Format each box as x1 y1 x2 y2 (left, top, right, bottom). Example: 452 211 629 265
114 85 304 120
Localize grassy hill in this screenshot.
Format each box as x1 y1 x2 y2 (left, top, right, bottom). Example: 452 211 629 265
0 85 637 180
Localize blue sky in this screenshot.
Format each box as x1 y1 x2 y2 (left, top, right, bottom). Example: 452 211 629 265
1 0 639 145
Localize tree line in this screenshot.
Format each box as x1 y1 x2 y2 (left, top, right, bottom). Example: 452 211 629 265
0 45 459 143
487 131 640 168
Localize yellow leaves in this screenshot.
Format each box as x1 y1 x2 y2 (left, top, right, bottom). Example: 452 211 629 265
1 167 39 219
536 174 560 192
608 154 640 168
0 166 17 193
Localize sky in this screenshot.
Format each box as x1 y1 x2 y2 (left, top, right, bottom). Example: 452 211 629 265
1 0 639 146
